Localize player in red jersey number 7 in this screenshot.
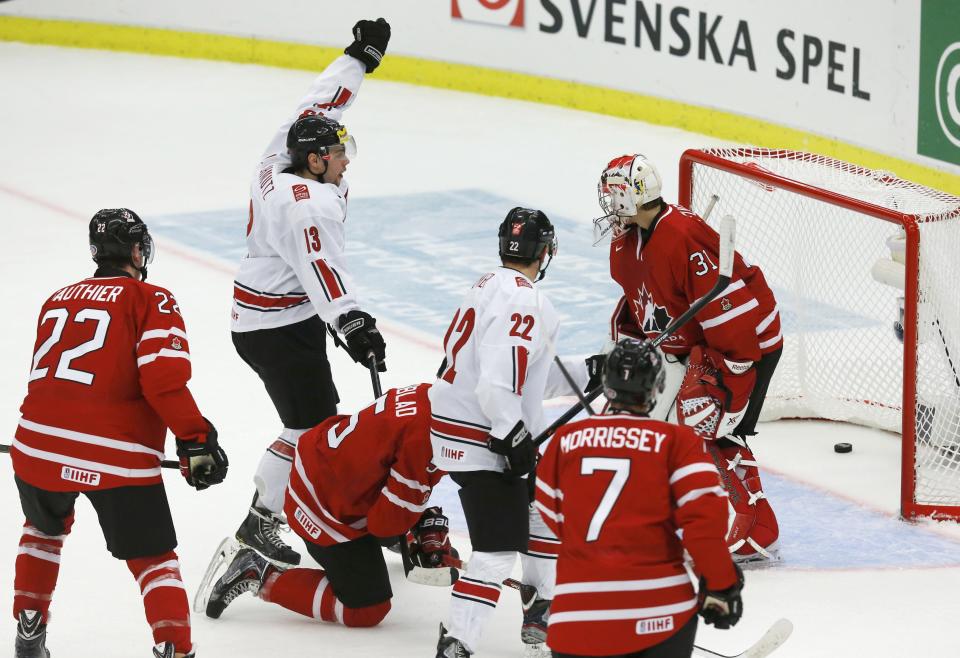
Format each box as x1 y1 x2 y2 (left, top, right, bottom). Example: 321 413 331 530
596 154 781 562
535 338 743 658
9 210 228 658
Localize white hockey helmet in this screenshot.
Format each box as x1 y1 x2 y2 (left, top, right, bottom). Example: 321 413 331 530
594 154 663 243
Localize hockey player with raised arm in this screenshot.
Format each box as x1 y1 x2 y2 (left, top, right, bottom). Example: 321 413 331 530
229 19 391 567
198 383 458 630
10 210 228 658
431 208 589 658
594 154 781 561
535 338 744 658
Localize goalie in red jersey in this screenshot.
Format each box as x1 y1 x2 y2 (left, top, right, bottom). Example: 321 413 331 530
536 338 744 658
592 153 782 562
10 209 228 658
197 383 458 629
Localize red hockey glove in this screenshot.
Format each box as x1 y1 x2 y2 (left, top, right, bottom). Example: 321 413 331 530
409 507 458 569
676 346 755 439
698 563 744 629
176 418 229 491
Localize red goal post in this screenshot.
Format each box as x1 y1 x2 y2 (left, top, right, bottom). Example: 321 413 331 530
678 147 960 521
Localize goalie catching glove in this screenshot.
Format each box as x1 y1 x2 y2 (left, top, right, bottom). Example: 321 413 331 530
176 419 229 491
676 346 755 439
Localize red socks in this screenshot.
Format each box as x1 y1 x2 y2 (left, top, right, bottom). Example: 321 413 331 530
262 568 390 627
13 519 72 622
126 551 191 655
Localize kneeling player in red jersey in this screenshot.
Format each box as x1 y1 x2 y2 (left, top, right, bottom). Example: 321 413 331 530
10 210 228 658
595 154 781 562
536 338 744 658
198 383 456 629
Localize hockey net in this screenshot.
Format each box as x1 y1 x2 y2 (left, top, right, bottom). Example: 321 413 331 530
679 148 960 520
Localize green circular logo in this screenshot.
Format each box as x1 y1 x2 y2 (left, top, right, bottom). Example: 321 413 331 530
935 42 960 148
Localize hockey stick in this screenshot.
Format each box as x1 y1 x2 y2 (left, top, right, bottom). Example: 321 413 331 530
553 355 596 415
692 618 794 658
0 443 180 470
368 356 383 398
503 579 792 658
532 203 730 448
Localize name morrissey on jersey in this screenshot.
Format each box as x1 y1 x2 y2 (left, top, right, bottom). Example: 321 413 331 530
50 283 124 304
560 426 667 454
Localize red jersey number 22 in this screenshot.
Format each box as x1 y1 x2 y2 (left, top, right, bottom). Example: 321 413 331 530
29 308 112 385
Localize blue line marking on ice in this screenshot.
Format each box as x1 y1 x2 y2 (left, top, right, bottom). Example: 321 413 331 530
147 190 955 569
147 189 874 356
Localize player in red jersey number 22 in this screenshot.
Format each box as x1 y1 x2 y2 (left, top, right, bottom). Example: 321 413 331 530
10 210 228 658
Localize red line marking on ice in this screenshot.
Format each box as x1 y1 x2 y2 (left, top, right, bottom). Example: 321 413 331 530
0 183 440 352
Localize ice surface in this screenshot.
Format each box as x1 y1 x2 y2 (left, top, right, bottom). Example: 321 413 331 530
1 42 959 657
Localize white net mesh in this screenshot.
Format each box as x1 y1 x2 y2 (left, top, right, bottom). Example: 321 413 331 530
684 148 960 513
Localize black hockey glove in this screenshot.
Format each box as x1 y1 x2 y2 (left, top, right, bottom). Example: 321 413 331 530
344 18 391 73
176 419 229 491
338 309 387 372
487 420 536 477
584 353 606 392
698 564 744 629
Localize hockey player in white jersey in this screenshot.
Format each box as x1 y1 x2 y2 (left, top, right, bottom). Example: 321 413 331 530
229 19 391 567
431 208 587 657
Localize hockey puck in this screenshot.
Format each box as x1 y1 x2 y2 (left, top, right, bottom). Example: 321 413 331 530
834 442 853 454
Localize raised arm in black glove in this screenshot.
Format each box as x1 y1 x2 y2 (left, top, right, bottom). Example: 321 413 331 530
338 309 387 371
176 419 229 491
487 420 536 477
698 563 744 629
344 18 391 73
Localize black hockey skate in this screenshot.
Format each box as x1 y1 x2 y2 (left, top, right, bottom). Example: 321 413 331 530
520 584 552 658
235 503 301 567
205 548 277 620
14 610 50 658
152 642 195 658
436 624 472 658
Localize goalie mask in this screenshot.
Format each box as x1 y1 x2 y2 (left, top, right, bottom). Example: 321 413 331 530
602 338 665 414
594 153 663 244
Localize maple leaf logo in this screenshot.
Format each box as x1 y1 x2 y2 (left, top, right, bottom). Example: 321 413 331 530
632 284 673 335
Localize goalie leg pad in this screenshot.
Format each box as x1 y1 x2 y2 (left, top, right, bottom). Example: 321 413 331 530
708 441 779 560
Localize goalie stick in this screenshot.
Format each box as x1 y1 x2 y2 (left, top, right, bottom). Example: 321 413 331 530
533 197 728 447
501 579 793 658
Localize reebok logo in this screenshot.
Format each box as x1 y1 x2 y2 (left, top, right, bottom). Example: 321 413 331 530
61 466 100 486
294 507 322 539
